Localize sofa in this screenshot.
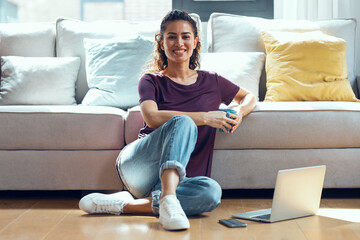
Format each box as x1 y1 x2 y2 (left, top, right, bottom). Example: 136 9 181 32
0 12 359 191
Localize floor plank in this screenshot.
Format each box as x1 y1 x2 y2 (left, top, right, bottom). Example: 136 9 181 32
45 210 158 240
0 200 76 240
0 197 359 240
200 199 252 240
0 200 37 232
298 199 360 240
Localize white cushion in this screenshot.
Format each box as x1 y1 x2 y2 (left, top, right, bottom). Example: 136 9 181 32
0 22 55 57
207 13 357 90
56 14 201 103
82 37 153 109
0 56 80 105
200 52 265 99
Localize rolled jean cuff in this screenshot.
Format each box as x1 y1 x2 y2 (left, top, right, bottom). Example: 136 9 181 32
151 190 161 215
159 160 186 182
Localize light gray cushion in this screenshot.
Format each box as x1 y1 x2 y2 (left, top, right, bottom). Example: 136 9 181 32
82 37 153 109
0 105 126 150
0 56 80 105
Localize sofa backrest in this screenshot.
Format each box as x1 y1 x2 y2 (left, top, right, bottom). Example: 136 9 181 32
0 22 56 57
207 13 358 100
2 14 356 104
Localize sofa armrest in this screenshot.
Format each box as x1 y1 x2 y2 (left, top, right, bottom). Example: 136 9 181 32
125 106 143 145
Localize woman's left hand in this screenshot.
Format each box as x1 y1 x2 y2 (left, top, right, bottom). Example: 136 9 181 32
229 112 243 134
229 88 257 133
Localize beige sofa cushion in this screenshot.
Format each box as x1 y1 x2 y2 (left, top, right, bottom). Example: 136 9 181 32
124 102 360 149
0 106 126 150
215 101 360 149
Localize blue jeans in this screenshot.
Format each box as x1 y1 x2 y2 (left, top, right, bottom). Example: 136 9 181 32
116 115 222 216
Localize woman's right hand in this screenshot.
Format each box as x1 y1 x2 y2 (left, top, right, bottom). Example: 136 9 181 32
204 111 240 133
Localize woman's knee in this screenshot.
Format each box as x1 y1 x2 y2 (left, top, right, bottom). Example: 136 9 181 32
174 115 196 126
180 177 222 215
199 178 222 209
169 115 197 134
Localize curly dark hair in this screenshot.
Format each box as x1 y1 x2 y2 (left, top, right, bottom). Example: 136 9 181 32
146 9 201 73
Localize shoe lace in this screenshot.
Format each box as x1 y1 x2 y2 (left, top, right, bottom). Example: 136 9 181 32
95 198 123 214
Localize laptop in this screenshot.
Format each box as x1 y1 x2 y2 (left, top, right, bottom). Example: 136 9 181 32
232 165 326 223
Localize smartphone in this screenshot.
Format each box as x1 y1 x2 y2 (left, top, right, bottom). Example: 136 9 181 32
219 219 247 228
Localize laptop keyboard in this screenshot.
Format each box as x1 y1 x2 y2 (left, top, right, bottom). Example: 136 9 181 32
254 214 271 220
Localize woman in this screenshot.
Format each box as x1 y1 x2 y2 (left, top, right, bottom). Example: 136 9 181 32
79 9 256 231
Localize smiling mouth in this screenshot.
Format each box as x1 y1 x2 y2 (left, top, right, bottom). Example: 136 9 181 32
173 49 186 53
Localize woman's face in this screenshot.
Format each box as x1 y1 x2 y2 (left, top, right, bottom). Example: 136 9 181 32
161 20 198 65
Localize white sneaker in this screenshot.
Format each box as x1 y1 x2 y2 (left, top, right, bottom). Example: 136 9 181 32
79 191 134 215
159 195 190 230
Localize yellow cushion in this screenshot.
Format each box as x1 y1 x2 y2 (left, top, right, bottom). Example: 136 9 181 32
262 30 359 102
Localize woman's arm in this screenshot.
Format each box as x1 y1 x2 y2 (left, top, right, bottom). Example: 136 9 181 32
229 87 257 133
140 100 237 132
140 100 205 128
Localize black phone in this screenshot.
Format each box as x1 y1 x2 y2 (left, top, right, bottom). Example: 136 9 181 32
219 218 247 228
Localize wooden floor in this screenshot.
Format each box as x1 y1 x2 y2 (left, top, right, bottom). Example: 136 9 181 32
1 193 360 240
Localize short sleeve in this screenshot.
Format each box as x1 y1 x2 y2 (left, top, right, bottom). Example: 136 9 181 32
138 74 157 104
216 73 240 105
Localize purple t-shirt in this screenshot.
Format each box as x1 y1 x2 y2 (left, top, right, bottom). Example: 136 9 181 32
138 70 240 177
